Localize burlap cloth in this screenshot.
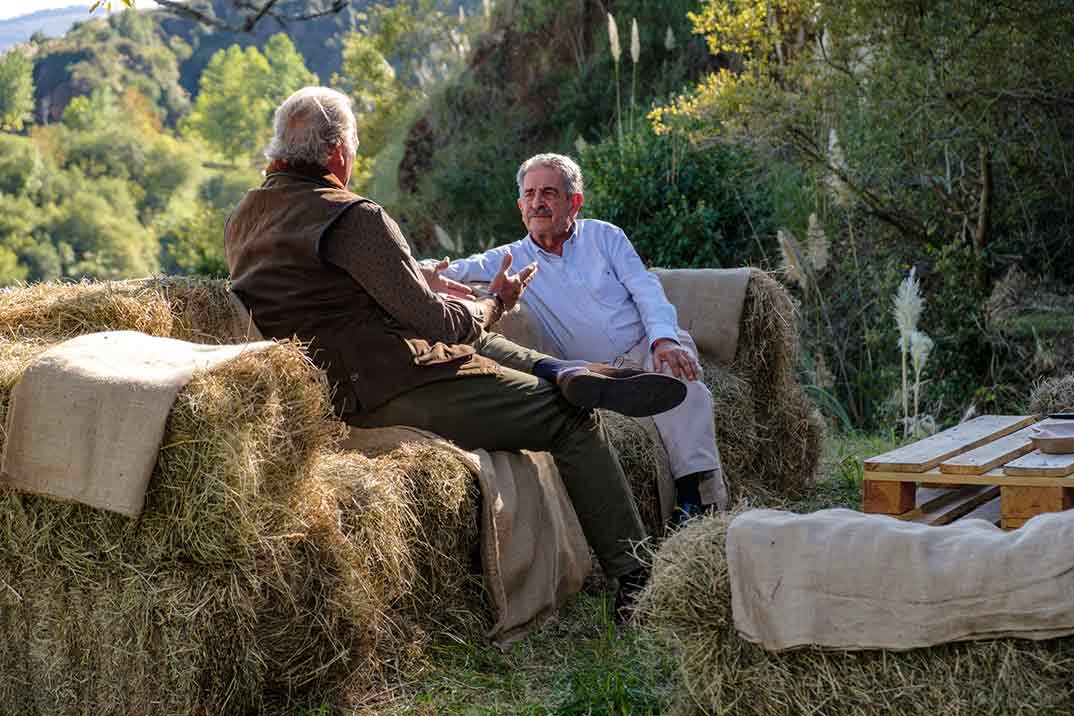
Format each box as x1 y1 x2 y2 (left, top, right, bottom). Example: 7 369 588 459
342 426 591 647
1 331 273 518
728 508 1074 652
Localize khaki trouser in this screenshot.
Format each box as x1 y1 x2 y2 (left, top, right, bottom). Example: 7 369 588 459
350 332 647 579
617 328 728 509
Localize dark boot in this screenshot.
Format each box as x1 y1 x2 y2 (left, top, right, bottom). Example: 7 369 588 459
557 364 686 417
613 566 649 625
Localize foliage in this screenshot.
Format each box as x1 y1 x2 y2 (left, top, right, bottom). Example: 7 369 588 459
332 31 407 188
182 34 316 161
39 9 192 124
582 125 775 269
0 47 34 131
388 0 717 253
646 0 1074 428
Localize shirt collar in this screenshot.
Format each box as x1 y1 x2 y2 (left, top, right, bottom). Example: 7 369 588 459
527 220 580 257
263 160 346 190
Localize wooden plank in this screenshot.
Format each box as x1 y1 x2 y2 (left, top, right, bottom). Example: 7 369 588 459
899 485 1000 525
939 425 1037 475
1002 517 1028 530
1001 485 1074 517
1003 450 1074 478
864 415 1036 473
864 467 1074 488
863 480 916 514
960 495 1001 526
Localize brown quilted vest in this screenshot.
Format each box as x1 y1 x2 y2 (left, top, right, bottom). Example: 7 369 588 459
226 166 489 417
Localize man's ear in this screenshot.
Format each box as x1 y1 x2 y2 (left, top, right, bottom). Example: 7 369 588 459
569 192 584 217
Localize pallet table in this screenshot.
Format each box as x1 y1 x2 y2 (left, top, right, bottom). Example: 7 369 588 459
863 415 1074 529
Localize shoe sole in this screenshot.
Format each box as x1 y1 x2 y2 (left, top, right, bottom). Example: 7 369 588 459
562 372 687 417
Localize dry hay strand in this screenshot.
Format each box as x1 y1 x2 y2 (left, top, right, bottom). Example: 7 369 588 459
0 277 252 347
377 442 485 636
300 441 486 674
0 280 174 342
734 269 798 391
123 276 252 345
602 410 668 538
1029 374 1074 416
702 361 764 503
730 270 824 501
640 513 1074 716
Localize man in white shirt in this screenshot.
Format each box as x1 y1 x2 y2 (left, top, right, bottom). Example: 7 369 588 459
436 153 728 517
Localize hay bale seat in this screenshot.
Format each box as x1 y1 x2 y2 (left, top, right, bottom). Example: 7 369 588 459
0 278 483 715
641 513 1074 716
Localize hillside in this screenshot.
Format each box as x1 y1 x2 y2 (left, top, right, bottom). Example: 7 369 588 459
0 6 89 51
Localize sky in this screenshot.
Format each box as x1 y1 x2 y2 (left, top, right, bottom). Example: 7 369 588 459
0 1 157 21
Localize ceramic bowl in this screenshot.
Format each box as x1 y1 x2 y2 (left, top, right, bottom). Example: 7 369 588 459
1031 422 1074 454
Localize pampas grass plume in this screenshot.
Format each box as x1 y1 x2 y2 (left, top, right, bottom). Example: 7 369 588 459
631 18 641 64
608 12 621 63
910 331 933 375
893 267 924 350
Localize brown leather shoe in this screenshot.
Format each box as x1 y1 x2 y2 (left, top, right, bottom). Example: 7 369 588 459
558 363 686 417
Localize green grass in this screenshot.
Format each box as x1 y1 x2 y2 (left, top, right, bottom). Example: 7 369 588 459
343 431 901 715
353 594 674 715
999 311 1074 338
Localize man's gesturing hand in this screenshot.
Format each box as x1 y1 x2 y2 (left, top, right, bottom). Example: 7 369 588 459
423 257 474 299
652 338 702 382
488 253 538 311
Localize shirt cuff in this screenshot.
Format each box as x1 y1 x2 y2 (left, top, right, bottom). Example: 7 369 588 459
647 326 680 351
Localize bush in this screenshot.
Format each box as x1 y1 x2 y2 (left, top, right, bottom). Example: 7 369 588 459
581 127 775 269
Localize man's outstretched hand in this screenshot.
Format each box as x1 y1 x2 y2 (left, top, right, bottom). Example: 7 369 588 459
423 257 474 299
652 338 702 382
488 253 538 310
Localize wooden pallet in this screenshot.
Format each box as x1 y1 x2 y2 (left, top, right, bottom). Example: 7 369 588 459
863 415 1074 529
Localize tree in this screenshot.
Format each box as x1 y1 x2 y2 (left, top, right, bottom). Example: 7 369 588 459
94 0 350 34
0 48 34 132
182 36 316 161
261 33 318 107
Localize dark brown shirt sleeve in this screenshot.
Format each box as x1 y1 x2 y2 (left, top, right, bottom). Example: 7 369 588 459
320 202 482 345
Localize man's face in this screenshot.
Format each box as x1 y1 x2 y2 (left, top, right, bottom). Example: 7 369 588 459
517 165 581 247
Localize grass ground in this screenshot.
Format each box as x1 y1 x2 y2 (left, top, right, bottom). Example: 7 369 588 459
344 430 901 715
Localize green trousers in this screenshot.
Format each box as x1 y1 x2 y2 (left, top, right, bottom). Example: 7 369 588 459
351 332 646 579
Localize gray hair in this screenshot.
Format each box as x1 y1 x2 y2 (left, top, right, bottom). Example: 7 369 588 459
516 153 584 197
264 86 358 165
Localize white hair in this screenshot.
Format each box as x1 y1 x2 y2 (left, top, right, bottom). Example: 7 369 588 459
516 153 584 197
264 86 357 165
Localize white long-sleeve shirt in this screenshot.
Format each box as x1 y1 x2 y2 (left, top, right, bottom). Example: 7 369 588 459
439 219 679 362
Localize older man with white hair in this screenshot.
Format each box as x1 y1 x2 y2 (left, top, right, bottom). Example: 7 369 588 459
436 153 728 520
225 88 688 623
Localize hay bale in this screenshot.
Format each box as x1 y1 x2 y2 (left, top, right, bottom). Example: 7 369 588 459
641 513 1074 716
603 411 669 537
0 342 339 567
729 270 825 501
0 277 248 346
0 342 374 715
0 281 175 342
1029 375 1074 416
